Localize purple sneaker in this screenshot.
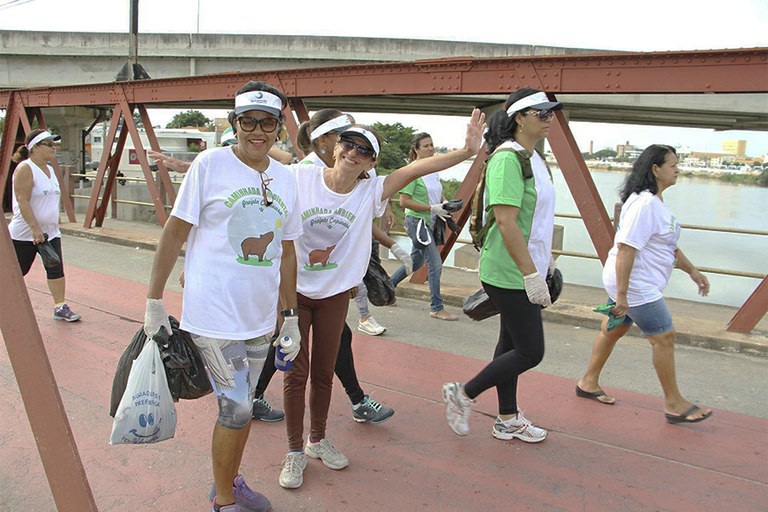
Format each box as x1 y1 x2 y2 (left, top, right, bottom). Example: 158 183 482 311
208 475 271 512
211 502 241 512
53 304 81 322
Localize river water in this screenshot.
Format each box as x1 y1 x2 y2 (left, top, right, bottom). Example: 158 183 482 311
392 161 768 308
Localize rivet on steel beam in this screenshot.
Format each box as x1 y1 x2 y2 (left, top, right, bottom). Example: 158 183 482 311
606 72 611 76
705 84 711 88
745 57 751 62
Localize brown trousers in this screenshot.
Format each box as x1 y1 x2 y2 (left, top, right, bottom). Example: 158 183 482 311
284 290 349 451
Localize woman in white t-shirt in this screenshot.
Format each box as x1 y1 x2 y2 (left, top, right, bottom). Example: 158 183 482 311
143 81 302 512
576 144 713 425
278 111 485 490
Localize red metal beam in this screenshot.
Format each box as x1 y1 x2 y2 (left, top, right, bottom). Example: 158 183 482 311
0 218 98 511
728 277 768 333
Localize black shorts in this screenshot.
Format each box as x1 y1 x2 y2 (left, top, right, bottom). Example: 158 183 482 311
13 237 65 280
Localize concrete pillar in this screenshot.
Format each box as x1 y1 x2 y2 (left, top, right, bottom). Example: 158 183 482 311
44 107 101 173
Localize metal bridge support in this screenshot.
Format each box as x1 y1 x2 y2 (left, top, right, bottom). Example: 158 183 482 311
728 277 768 333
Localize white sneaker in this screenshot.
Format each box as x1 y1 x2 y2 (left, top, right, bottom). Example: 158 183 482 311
442 382 473 436
491 410 547 443
358 316 386 336
305 438 349 470
279 452 307 489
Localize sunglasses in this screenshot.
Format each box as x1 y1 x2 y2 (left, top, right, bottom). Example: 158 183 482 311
37 141 57 147
525 109 556 121
339 137 375 158
237 116 280 134
259 171 273 206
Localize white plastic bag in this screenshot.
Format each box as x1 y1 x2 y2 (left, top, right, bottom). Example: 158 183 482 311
109 339 177 445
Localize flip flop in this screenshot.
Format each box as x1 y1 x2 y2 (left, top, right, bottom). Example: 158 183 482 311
575 385 615 405
665 405 713 424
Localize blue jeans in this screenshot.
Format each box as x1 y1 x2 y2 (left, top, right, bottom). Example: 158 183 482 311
391 215 444 312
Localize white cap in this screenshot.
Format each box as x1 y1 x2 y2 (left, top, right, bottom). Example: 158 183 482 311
27 130 61 150
337 127 380 157
505 91 563 117
234 90 283 116
309 114 354 141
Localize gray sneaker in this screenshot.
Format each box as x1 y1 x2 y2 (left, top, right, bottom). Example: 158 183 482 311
53 303 81 322
442 382 473 436
279 452 307 489
304 438 349 470
492 410 547 443
252 397 284 422
352 395 394 424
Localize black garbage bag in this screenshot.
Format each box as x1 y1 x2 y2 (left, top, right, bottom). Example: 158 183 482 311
547 268 564 304
36 233 61 269
462 288 499 321
364 240 396 307
110 316 211 418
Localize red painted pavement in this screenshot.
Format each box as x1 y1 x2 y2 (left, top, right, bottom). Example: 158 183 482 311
1 265 766 511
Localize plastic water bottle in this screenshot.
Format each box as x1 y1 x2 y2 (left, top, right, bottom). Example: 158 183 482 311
274 336 294 371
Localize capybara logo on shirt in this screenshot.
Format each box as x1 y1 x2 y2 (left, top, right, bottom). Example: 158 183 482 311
305 244 337 270
241 232 275 262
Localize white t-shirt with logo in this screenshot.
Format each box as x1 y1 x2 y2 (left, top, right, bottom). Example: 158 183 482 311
171 147 302 339
292 165 387 299
9 159 62 241
603 190 681 306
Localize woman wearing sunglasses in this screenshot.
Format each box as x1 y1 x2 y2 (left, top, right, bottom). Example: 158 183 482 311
279 110 486 489
9 129 81 322
442 88 562 444
143 81 302 512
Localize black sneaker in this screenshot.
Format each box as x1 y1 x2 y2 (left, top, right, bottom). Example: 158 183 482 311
352 395 394 424
252 396 285 422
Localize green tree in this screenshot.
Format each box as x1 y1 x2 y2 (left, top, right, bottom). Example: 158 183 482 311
371 122 414 171
593 148 618 159
759 168 768 187
0 114 4 134
132 112 144 129
166 110 212 129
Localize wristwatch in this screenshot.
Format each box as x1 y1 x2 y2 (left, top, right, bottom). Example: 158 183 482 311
280 308 299 318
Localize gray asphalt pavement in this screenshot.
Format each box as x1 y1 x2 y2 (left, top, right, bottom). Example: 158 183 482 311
61 234 767 419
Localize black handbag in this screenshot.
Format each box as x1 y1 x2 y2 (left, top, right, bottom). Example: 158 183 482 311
462 269 564 321
36 233 61 269
110 316 211 417
363 240 396 307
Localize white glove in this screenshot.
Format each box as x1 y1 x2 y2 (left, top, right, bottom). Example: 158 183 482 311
391 243 413 275
191 337 234 387
430 203 450 220
523 272 552 307
274 316 301 362
548 255 557 276
144 298 172 338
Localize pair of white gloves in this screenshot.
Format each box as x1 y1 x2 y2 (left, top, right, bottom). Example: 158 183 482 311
144 299 301 386
430 203 451 220
522 257 557 307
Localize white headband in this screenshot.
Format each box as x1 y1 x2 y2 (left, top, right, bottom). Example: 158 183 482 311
506 92 551 117
309 114 354 141
27 130 59 150
339 127 380 157
234 90 283 116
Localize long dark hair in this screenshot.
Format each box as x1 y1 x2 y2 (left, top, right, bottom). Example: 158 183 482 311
407 132 432 162
296 108 346 154
484 87 541 153
619 144 676 203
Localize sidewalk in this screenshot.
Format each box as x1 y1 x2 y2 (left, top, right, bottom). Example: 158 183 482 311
2 258 767 511
59 219 768 357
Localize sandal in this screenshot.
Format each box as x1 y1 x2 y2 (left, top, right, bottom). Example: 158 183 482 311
575 385 615 405
665 405 712 424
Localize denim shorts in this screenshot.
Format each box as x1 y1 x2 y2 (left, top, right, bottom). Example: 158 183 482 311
608 297 674 336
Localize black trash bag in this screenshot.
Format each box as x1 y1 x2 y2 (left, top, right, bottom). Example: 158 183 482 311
110 316 211 418
442 199 464 213
364 240 396 307
462 288 499 321
36 233 61 269
547 267 564 304
433 217 446 246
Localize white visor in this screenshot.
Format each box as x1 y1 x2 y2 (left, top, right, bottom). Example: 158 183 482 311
338 127 380 157
309 114 354 141
505 91 561 117
234 90 283 116
27 130 61 150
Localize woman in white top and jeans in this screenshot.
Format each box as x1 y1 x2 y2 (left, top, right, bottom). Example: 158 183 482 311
576 144 712 424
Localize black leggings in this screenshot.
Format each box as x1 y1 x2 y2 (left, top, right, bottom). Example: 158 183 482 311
255 322 365 405
463 282 545 415
13 237 65 279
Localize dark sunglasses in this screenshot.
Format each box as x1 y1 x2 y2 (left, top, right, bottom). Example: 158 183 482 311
37 140 57 147
339 137 375 158
237 116 280 134
525 109 556 121
259 171 273 206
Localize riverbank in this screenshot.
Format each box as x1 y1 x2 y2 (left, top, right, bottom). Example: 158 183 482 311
574 160 766 186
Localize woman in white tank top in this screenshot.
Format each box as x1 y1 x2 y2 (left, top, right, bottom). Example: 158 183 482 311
9 129 80 322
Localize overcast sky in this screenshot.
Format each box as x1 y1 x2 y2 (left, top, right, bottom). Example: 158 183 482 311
1 0 767 155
